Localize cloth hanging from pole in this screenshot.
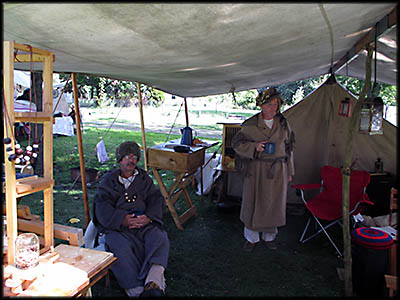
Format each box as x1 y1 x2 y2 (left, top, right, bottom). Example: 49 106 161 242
96 139 109 164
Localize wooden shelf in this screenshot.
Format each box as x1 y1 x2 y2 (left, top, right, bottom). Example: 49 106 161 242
16 176 54 197
15 112 53 123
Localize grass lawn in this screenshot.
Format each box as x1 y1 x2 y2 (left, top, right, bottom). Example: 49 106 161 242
12 111 346 297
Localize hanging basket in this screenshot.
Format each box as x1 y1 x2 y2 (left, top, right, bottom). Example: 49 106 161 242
70 167 99 183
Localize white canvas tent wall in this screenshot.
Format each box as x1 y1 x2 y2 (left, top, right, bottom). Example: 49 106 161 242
13 70 70 115
14 70 31 88
284 78 397 204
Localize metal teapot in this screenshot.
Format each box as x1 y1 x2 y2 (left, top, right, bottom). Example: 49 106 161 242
180 126 193 145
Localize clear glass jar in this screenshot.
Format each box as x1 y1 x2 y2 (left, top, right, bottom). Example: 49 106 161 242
15 233 40 269
2 216 7 252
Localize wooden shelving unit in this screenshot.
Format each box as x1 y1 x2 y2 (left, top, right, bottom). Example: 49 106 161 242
3 41 117 297
3 41 55 263
217 122 241 171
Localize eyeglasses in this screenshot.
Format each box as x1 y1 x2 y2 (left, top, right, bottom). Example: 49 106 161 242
123 154 138 161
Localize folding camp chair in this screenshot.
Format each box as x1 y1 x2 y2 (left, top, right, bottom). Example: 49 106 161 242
291 165 374 257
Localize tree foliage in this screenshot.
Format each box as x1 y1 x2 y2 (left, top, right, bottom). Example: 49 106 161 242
58 73 165 107
59 72 396 111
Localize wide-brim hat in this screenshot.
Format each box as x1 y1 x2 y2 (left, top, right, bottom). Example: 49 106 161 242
256 87 282 107
116 141 141 162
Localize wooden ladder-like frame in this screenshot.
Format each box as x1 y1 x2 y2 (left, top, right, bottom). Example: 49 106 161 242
3 41 55 263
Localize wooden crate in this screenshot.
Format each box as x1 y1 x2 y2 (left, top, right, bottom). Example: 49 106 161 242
147 145 205 173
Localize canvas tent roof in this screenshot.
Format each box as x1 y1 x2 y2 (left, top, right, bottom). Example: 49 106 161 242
284 78 397 203
3 3 397 97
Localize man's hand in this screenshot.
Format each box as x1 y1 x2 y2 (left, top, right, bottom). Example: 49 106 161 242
122 214 151 229
256 140 269 152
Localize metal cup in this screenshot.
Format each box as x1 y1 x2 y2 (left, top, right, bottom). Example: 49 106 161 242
264 142 276 154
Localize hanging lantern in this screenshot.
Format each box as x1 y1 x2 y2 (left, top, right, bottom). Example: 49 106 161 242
359 96 383 135
339 97 352 117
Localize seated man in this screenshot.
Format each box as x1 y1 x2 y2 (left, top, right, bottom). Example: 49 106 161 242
92 141 169 297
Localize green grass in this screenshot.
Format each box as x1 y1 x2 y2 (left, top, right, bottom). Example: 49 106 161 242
14 125 345 297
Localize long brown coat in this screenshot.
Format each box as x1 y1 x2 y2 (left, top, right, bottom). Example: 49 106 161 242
233 112 295 232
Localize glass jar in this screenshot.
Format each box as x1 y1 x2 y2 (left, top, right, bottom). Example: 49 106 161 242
2 216 7 252
15 233 40 269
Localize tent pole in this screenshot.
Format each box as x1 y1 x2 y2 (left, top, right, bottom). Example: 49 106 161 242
342 45 373 296
184 97 189 127
72 73 90 228
136 82 148 171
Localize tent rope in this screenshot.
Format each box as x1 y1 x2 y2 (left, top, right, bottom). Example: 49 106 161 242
165 99 184 142
318 4 335 71
65 101 125 192
100 104 125 141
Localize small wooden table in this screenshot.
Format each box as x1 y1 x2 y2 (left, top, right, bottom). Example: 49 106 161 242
3 244 117 297
54 244 117 296
148 139 218 230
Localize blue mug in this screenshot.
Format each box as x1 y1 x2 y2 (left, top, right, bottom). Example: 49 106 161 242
264 142 276 154
130 208 144 217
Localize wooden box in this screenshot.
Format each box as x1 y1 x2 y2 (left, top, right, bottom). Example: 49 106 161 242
216 123 241 170
147 143 205 173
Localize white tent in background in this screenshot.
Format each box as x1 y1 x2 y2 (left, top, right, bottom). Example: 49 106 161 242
14 70 31 88
13 70 70 115
284 77 397 204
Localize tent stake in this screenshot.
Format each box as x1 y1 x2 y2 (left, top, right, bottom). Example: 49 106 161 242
137 82 148 171
72 73 90 228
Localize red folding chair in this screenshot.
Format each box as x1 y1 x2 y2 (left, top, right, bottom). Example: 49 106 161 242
291 165 374 257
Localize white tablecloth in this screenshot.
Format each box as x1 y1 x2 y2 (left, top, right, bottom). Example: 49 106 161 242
53 116 74 136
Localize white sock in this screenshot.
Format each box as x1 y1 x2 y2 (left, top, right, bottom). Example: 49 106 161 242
145 264 166 291
244 226 260 243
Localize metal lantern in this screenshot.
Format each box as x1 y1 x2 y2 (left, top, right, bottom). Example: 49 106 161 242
339 97 352 117
359 96 383 135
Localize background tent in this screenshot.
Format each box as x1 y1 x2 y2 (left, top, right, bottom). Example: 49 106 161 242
284 78 397 204
14 70 30 88
13 71 71 115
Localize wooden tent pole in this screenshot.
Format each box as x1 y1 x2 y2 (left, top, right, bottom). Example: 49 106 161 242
136 82 148 171
342 45 373 296
72 73 90 228
184 97 189 127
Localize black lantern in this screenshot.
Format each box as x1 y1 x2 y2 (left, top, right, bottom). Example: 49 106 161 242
359 96 383 135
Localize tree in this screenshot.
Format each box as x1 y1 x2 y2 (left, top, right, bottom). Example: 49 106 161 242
58 73 165 107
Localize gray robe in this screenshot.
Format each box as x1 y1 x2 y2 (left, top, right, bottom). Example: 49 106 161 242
93 167 169 289
233 112 295 232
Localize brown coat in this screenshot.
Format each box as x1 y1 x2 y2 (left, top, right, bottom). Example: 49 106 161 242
233 112 295 232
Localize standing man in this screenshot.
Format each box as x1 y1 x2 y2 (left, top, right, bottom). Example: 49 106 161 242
232 87 295 252
93 141 169 297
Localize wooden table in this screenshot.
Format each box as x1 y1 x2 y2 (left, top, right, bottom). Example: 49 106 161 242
147 139 218 230
3 244 116 297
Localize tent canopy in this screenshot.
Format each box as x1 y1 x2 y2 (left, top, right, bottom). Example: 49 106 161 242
3 3 397 98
